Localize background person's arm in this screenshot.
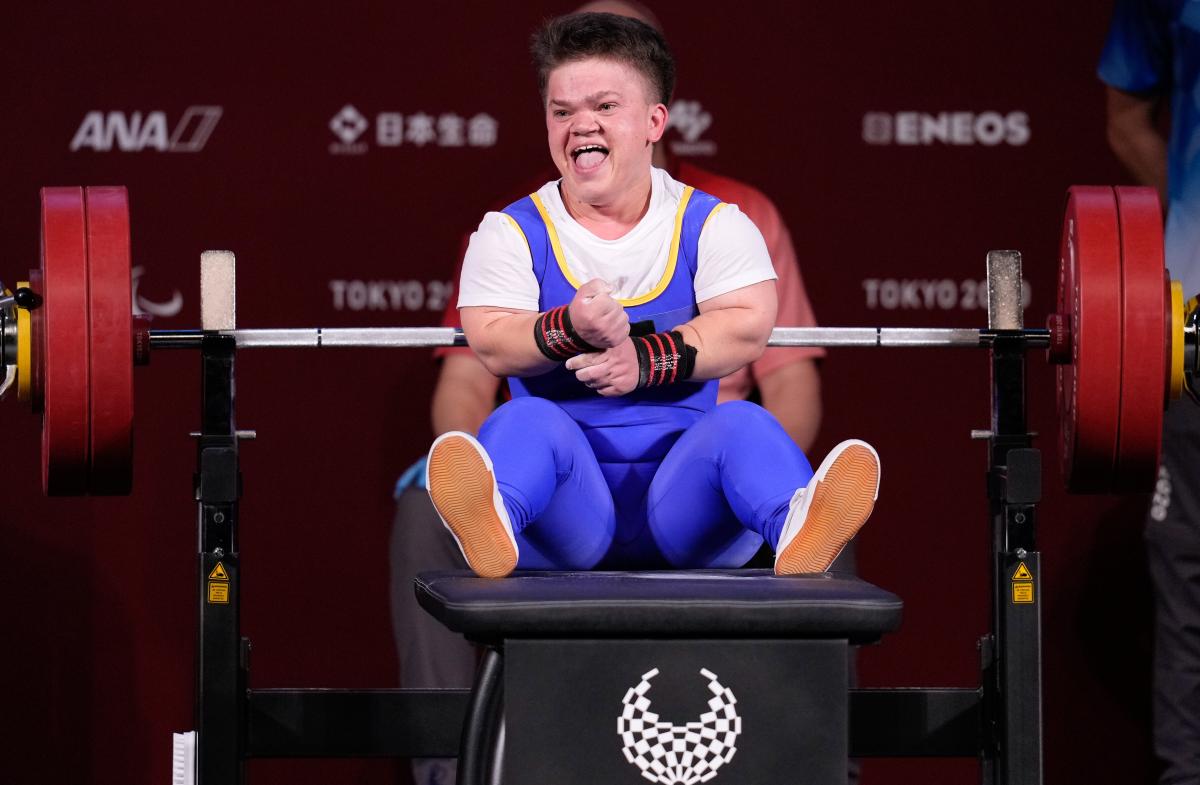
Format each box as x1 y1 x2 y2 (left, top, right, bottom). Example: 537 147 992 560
738 191 824 451
430 354 502 436
1105 86 1168 200
757 359 822 453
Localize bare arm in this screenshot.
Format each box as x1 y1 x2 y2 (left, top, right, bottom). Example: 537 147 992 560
680 279 777 379
1106 85 1168 202
430 353 501 436
459 306 556 377
757 359 822 453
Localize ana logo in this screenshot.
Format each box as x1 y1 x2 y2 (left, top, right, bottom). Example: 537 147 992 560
70 106 223 153
667 100 716 157
618 668 741 784
862 111 1030 146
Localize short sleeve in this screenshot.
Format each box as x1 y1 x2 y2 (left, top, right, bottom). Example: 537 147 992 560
693 204 777 304
457 212 541 311
1098 0 1171 94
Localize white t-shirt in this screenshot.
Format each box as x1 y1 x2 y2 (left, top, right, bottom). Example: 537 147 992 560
457 167 776 311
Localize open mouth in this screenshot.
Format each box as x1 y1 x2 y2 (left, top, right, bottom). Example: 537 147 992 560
571 144 609 171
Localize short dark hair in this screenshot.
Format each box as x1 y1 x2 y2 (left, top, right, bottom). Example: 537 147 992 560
531 12 676 106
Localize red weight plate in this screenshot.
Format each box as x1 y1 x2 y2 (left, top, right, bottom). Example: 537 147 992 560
1057 186 1123 492
85 187 134 495
40 188 90 495
1112 187 1166 492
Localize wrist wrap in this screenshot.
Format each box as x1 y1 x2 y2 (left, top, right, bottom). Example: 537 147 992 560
634 330 697 387
534 305 599 360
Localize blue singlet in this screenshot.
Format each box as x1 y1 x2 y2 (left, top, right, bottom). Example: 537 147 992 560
476 184 814 569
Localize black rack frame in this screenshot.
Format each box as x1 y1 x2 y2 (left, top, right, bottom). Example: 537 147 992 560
191 332 1042 785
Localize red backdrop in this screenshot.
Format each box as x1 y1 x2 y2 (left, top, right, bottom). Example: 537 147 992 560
0 2 1151 783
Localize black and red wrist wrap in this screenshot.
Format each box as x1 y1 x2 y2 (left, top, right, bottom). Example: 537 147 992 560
633 330 697 387
533 305 599 360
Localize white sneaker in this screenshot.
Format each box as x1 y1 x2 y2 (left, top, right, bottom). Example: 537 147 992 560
426 431 519 579
775 439 880 575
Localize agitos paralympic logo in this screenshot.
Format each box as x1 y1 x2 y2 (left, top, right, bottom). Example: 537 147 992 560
70 106 223 153
666 99 716 157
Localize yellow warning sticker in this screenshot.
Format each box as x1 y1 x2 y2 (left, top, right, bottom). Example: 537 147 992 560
1012 582 1034 604
208 582 230 604
208 562 230 581
1012 563 1033 581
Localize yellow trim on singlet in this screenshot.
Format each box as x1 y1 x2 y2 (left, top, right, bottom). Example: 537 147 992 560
530 186 697 307
701 201 728 231
500 214 531 255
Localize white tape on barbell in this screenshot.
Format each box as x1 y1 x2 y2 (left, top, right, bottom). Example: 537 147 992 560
200 251 236 331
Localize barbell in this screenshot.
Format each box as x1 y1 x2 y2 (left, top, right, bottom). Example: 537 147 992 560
1 185 1195 496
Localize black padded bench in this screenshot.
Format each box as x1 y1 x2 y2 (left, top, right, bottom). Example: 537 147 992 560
417 569 902 785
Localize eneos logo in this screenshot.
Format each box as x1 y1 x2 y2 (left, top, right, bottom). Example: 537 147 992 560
862 111 1030 146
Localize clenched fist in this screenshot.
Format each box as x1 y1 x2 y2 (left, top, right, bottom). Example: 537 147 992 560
568 279 629 349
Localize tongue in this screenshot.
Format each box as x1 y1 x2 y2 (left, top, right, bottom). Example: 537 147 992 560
576 151 607 169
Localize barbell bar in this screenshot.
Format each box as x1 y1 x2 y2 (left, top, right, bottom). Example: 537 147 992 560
1 185 1194 496
148 326 1030 350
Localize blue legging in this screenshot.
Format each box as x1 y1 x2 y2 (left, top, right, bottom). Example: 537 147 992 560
477 398 814 569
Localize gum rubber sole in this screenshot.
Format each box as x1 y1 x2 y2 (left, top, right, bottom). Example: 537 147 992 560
427 435 517 579
775 444 879 575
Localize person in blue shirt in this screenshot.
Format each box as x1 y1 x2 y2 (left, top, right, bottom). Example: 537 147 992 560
1100 3 1200 781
